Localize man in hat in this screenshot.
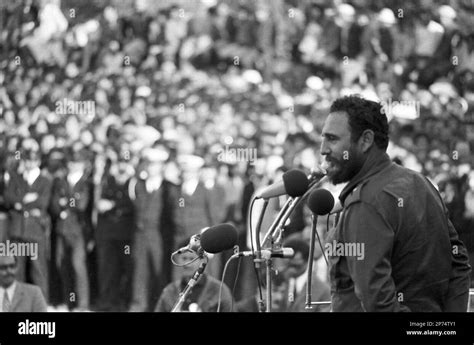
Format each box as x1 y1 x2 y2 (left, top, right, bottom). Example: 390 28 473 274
367 8 398 84
95 151 135 311
50 146 92 311
4 139 52 301
128 145 180 312
45 147 67 307
334 3 366 86
161 159 183 285
173 155 227 281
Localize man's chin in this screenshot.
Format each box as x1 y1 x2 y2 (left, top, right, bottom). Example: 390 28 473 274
1 279 14 287
327 168 346 185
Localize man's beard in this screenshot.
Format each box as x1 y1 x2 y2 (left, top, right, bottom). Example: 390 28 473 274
325 146 365 185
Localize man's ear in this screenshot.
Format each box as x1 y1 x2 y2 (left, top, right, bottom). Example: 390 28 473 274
358 129 375 153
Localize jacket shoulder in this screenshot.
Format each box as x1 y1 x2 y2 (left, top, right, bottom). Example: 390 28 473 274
17 282 42 294
358 164 421 203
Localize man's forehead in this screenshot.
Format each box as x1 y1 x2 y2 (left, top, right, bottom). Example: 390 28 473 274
322 112 350 135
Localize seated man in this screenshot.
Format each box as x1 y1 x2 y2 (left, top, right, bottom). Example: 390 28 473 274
272 234 331 312
155 240 233 312
237 233 331 312
0 254 47 312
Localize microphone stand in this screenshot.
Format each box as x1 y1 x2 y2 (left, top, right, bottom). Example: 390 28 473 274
256 175 328 312
262 176 328 248
254 198 268 312
171 255 208 312
265 255 272 312
261 197 292 247
305 213 317 310
254 176 326 312
305 210 332 310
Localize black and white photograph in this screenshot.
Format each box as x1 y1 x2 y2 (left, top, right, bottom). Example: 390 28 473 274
0 0 473 344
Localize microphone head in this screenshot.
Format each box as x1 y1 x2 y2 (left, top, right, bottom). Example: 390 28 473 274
201 223 238 254
282 169 309 197
308 166 327 182
307 188 335 215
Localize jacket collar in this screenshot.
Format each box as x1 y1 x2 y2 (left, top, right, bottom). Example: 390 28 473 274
339 149 392 206
10 281 22 311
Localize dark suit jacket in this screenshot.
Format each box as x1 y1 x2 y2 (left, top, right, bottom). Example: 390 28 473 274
132 178 164 234
330 151 471 312
334 23 364 59
96 175 134 241
9 282 47 312
4 170 52 241
174 182 226 246
50 172 92 242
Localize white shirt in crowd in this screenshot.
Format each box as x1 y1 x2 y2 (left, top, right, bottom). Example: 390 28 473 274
0 282 17 312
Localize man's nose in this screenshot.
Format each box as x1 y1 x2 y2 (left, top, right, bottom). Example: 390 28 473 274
320 139 330 156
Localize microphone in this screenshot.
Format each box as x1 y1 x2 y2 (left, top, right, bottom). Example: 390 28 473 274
234 248 295 259
200 223 238 254
305 188 334 310
174 233 202 255
173 223 238 256
255 169 309 199
330 200 343 215
307 167 327 186
307 188 335 216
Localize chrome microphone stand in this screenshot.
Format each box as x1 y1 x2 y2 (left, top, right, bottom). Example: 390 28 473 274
262 175 328 248
171 253 208 312
255 172 328 312
305 213 331 310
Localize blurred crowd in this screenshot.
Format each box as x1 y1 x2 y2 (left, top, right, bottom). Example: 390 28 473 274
0 0 473 311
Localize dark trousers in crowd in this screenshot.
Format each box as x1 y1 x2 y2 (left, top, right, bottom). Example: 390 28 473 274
0 212 8 243
129 231 163 312
97 238 132 311
56 233 90 310
49 219 63 306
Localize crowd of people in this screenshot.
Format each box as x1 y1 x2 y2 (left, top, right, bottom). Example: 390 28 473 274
0 0 473 312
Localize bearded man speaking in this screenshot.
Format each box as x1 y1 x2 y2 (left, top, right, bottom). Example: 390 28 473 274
320 95 471 312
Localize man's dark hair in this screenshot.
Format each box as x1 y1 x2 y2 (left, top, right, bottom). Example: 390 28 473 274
330 95 389 150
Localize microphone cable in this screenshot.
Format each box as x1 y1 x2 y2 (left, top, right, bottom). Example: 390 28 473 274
217 254 239 312
230 255 242 312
